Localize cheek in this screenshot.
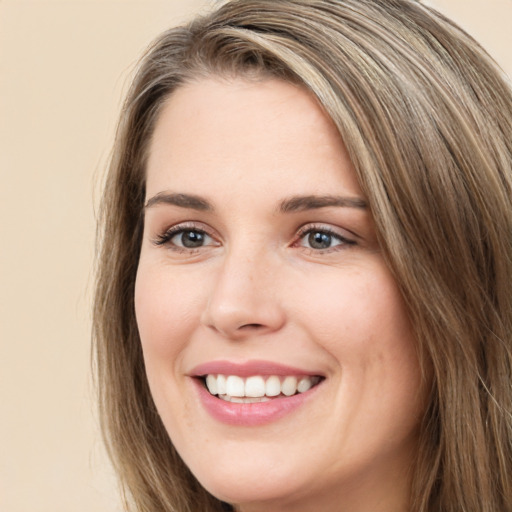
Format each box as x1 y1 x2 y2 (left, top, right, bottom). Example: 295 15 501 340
134 264 203 433
296 262 421 411
135 263 202 344
296 263 413 355
134 264 200 381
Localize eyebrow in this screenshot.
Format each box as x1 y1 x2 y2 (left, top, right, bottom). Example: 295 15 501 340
144 192 367 212
145 192 213 211
279 195 367 212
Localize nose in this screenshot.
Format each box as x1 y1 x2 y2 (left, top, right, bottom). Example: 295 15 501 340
201 249 286 340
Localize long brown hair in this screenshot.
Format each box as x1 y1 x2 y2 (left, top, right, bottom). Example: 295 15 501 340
93 1 512 510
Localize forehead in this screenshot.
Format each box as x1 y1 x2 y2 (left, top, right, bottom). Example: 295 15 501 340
146 77 362 201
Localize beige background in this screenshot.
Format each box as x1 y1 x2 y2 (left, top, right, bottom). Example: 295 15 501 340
0 1 510 511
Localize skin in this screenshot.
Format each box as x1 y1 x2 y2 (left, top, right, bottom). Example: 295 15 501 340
135 77 425 512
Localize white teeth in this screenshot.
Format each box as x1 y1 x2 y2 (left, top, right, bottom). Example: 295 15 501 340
265 375 281 397
204 374 320 399
219 395 271 403
245 376 266 397
282 376 298 396
217 374 227 395
297 377 313 393
226 375 245 397
205 374 217 395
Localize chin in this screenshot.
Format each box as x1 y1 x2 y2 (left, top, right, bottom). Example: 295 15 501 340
185 450 314 509
203 478 305 512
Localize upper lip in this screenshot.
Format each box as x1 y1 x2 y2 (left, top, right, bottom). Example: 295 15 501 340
189 360 324 378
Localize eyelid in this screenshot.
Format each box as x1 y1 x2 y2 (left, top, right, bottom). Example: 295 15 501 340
150 220 357 253
293 223 357 251
152 221 219 248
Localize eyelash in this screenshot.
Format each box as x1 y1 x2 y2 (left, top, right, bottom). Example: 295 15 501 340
153 222 215 253
294 224 356 253
153 222 356 254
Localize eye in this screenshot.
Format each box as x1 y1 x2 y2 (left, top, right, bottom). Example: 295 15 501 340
173 229 213 248
154 225 217 250
297 227 355 251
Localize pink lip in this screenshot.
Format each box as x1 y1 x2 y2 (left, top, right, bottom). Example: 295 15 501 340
192 379 322 426
189 360 324 426
189 359 322 377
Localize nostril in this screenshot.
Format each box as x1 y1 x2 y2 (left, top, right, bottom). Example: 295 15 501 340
239 323 264 330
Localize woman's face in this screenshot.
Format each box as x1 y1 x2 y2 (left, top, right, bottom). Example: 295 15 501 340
135 77 425 512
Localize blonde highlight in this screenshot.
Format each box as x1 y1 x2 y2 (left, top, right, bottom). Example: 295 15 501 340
93 1 512 510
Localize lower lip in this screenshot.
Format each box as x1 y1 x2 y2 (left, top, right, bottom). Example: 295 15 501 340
192 378 321 426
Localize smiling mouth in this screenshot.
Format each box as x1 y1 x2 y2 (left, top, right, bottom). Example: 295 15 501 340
201 374 323 403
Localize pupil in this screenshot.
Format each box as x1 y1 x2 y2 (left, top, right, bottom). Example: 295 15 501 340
182 230 204 248
309 232 331 249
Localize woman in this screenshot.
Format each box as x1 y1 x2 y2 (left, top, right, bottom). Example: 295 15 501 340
93 1 512 511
